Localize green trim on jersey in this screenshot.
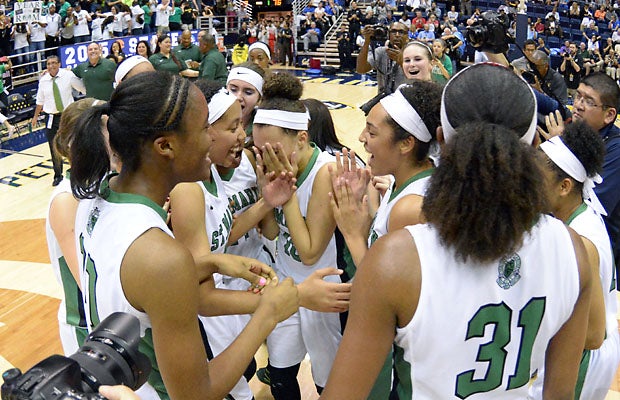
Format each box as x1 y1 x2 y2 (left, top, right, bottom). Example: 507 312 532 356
295 144 321 187
367 351 395 399
574 349 591 399
140 328 168 399
75 326 89 346
202 177 218 196
566 202 588 226
394 344 413 399
219 168 235 181
388 168 434 202
100 173 167 221
58 255 87 328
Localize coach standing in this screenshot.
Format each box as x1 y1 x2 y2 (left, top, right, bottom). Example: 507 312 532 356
72 42 116 101
31 56 86 186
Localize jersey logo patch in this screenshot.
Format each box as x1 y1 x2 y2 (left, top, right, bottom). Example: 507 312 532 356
87 207 100 236
496 253 521 289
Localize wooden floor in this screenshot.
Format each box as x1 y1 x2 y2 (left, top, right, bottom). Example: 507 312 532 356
0 71 618 399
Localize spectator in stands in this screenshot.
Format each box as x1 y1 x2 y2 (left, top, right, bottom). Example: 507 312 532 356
136 39 152 58
302 21 321 52
584 20 599 44
581 10 593 31
73 3 90 42
108 40 125 64
534 17 545 35
155 0 172 34
604 48 618 80
429 1 442 19
569 1 580 19
545 14 563 38
416 24 434 42
11 23 30 73
609 13 620 31
29 19 46 70
232 35 249 65
198 32 228 84
141 0 153 34
537 36 551 55
174 30 201 70
447 5 458 25
180 0 197 30
431 38 452 84
361 6 377 26
130 0 145 35
410 9 426 32
57 0 71 19
72 42 116 100
442 27 463 72
560 41 583 99
374 0 388 25
39 3 62 55
578 40 590 60
168 1 183 32
460 0 472 19
90 11 114 40
585 46 604 75
594 4 607 21
0 10 12 57
427 13 439 32
530 50 569 108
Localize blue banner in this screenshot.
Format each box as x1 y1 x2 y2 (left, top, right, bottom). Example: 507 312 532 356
59 30 200 69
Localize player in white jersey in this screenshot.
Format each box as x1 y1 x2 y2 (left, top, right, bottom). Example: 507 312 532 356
532 122 620 400
322 63 593 399
46 98 106 355
252 72 353 399
327 81 442 398
68 71 298 400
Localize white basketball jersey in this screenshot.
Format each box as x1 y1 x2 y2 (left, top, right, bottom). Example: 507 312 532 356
199 165 234 256
274 146 340 284
221 152 264 262
368 169 433 246
45 177 88 355
75 176 171 400
530 204 620 400
394 215 580 399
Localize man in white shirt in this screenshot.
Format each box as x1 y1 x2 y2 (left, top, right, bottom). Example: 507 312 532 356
30 56 86 186
41 3 61 55
73 3 91 43
130 0 145 35
156 0 172 34
29 19 46 70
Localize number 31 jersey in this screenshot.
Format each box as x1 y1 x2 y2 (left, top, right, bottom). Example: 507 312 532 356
394 214 580 399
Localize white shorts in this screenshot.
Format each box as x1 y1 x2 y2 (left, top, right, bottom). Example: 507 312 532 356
580 330 620 400
266 307 342 387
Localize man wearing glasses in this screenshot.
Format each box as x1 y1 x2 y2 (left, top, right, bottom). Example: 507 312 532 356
356 21 408 96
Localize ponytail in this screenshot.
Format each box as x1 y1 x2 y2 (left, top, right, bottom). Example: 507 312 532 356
422 122 547 263
70 105 111 199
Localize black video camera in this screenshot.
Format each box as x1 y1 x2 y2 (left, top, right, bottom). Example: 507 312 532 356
1 313 151 400
370 24 388 42
466 10 513 53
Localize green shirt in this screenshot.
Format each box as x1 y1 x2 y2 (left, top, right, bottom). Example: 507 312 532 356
149 52 185 74
173 44 201 69
141 4 152 25
169 7 182 24
199 48 228 85
72 57 116 101
58 1 71 18
0 64 6 93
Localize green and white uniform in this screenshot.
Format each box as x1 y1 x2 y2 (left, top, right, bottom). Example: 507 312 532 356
197 165 252 400
394 215 580 399
267 145 342 388
529 204 619 400
368 169 433 246
75 174 168 400
46 177 88 355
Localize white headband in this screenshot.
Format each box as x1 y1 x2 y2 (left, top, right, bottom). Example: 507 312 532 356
380 88 432 142
114 55 150 85
254 109 309 131
227 67 264 95
540 136 607 216
440 64 538 145
208 88 238 125
248 42 271 60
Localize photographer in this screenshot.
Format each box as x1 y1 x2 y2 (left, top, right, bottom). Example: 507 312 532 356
356 21 408 96
560 42 583 99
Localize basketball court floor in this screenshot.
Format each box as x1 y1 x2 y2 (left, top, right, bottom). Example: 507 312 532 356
0 70 618 399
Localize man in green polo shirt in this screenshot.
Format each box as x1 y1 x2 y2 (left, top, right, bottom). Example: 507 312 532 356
198 31 227 84
173 30 201 70
72 42 116 101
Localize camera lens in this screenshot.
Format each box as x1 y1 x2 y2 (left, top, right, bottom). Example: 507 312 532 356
69 313 151 392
